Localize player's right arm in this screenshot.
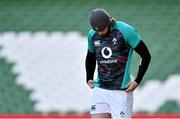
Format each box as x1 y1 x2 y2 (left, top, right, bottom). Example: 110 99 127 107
85 51 96 89
85 30 96 89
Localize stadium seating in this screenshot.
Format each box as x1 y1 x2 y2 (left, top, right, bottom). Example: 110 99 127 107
0 0 180 114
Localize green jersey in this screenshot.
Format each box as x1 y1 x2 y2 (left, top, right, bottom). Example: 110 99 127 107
88 21 141 90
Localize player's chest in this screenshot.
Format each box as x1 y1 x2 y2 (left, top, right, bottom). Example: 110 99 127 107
92 30 127 52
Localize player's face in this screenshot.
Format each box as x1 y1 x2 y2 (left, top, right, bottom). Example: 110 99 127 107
98 27 109 36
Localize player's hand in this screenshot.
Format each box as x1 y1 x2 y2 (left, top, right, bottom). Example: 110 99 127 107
125 81 138 92
87 80 94 89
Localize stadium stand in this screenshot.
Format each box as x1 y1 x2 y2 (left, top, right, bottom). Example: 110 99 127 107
0 0 180 114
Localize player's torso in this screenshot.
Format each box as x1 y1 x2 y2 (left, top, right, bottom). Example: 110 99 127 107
91 29 130 90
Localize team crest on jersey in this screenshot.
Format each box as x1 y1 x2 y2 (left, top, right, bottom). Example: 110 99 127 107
112 37 118 44
94 40 101 46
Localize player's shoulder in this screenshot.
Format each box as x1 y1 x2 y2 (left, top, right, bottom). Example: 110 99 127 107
114 21 133 31
87 29 96 41
88 29 96 35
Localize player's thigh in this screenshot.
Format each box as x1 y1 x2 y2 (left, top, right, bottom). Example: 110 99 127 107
90 103 111 116
91 113 111 119
91 87 111 118
90 103 111 119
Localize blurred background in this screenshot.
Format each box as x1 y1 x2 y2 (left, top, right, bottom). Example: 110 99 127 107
0 0 180 117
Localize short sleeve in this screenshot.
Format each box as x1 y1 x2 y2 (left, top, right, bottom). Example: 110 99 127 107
116 21 142 48
87 29 96 53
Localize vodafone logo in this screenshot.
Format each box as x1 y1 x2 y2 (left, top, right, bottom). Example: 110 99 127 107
101 47 112 59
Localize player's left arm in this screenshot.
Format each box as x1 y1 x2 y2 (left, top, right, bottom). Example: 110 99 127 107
134 40 151 84
121 22 151 92
125 40 151 92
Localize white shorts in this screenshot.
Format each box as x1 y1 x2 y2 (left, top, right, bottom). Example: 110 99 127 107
90 87 133 119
